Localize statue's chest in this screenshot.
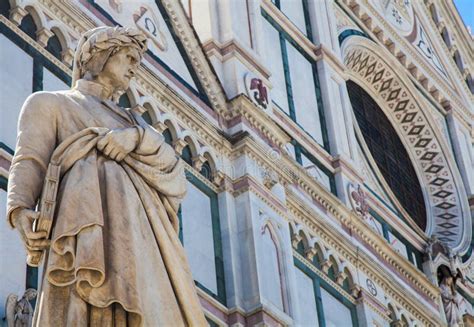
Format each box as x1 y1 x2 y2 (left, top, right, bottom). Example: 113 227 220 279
59 95 136 139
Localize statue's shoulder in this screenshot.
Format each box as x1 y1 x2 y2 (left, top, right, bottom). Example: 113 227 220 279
20 90 73 120
23 89 79 109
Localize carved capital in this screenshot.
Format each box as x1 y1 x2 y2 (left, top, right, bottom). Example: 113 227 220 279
9 6 28 26
173 139 187 155
350 284 361 298
61 48 75 67
153 121 168 133
336 271 347 286
390 320 405 327
291 234 303 248
192 155 206 171
321 260 331 274
212 171 225 186
36 28 54 47
305 247 318 261
462 68 469 79
437 21 445 32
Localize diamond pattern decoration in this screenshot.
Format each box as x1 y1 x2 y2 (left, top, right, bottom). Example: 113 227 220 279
414 138 431 148
438 212 456 220
373 69 385 83
439 222 457 229
408 125 424 135
420 151 438 161
435 202 455 210
365 62 376 77
430 177 449 187
387 88 401 101
344 47 466 249
394 99 409 112
359 56 369 72
380 78 393 91
433 190 452 198
401 112 417 123
425 164 443 174
438 230 456 236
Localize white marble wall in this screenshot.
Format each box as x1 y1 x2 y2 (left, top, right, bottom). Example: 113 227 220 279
181 181 218 294
0 34 33 149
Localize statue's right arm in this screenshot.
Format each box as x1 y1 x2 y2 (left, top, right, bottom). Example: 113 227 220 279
6 92 58 232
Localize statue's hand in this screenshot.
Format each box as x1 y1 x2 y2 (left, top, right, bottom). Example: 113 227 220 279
97 127 139 162
11 208 50 252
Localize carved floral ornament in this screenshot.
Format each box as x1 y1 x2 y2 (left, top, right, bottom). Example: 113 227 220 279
341 37 471 253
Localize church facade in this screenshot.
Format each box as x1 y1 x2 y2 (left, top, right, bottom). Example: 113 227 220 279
0 0 472 326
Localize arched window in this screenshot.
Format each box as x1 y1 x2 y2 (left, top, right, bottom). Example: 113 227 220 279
181 145 193 165
162 128 173 145
441 27 451 48
200 161 212 180
46 33 62 60
453 50 464 72
429 4 439 24
141 110 152 124
19 14 37 40
466 74 474 94
347 80 427 230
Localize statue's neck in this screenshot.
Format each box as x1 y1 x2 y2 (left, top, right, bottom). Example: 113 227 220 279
75 79 117 101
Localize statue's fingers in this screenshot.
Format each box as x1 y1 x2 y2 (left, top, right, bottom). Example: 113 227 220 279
27 249 43 258
26 244 48 251
109 148 121 160
103 144 115 157
25 229 48 240
26 210 41 220
97 137 109 151
27 238 50 249
115 152 126 162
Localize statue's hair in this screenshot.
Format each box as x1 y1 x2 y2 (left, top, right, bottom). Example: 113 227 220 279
72 26 147 87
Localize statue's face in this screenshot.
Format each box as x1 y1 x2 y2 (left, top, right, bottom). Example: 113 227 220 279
99 46 141 91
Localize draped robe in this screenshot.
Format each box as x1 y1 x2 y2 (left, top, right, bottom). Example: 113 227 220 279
6 80 207 326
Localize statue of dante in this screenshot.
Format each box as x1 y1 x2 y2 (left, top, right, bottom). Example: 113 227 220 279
6 26 207 326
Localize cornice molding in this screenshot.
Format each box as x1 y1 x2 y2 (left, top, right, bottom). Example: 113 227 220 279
202 39 271 80
287 194 441 326
160 0 229 115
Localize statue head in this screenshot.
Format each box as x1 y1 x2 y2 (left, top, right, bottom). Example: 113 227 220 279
72 26 147 98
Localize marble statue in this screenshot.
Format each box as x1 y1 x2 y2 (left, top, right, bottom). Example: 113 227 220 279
439 266 469 327
6 26 207 326
4 289 37 327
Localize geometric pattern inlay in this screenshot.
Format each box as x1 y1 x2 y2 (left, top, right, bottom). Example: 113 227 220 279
344 45 467 248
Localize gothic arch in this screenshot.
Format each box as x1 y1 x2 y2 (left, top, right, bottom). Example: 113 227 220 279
341 36 471 253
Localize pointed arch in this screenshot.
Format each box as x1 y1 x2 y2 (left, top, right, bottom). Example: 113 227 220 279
260 219 290 314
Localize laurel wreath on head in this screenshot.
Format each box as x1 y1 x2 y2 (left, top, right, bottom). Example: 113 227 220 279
78 26 148 73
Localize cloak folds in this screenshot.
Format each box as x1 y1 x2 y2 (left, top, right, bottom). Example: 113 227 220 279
8 111 207 325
